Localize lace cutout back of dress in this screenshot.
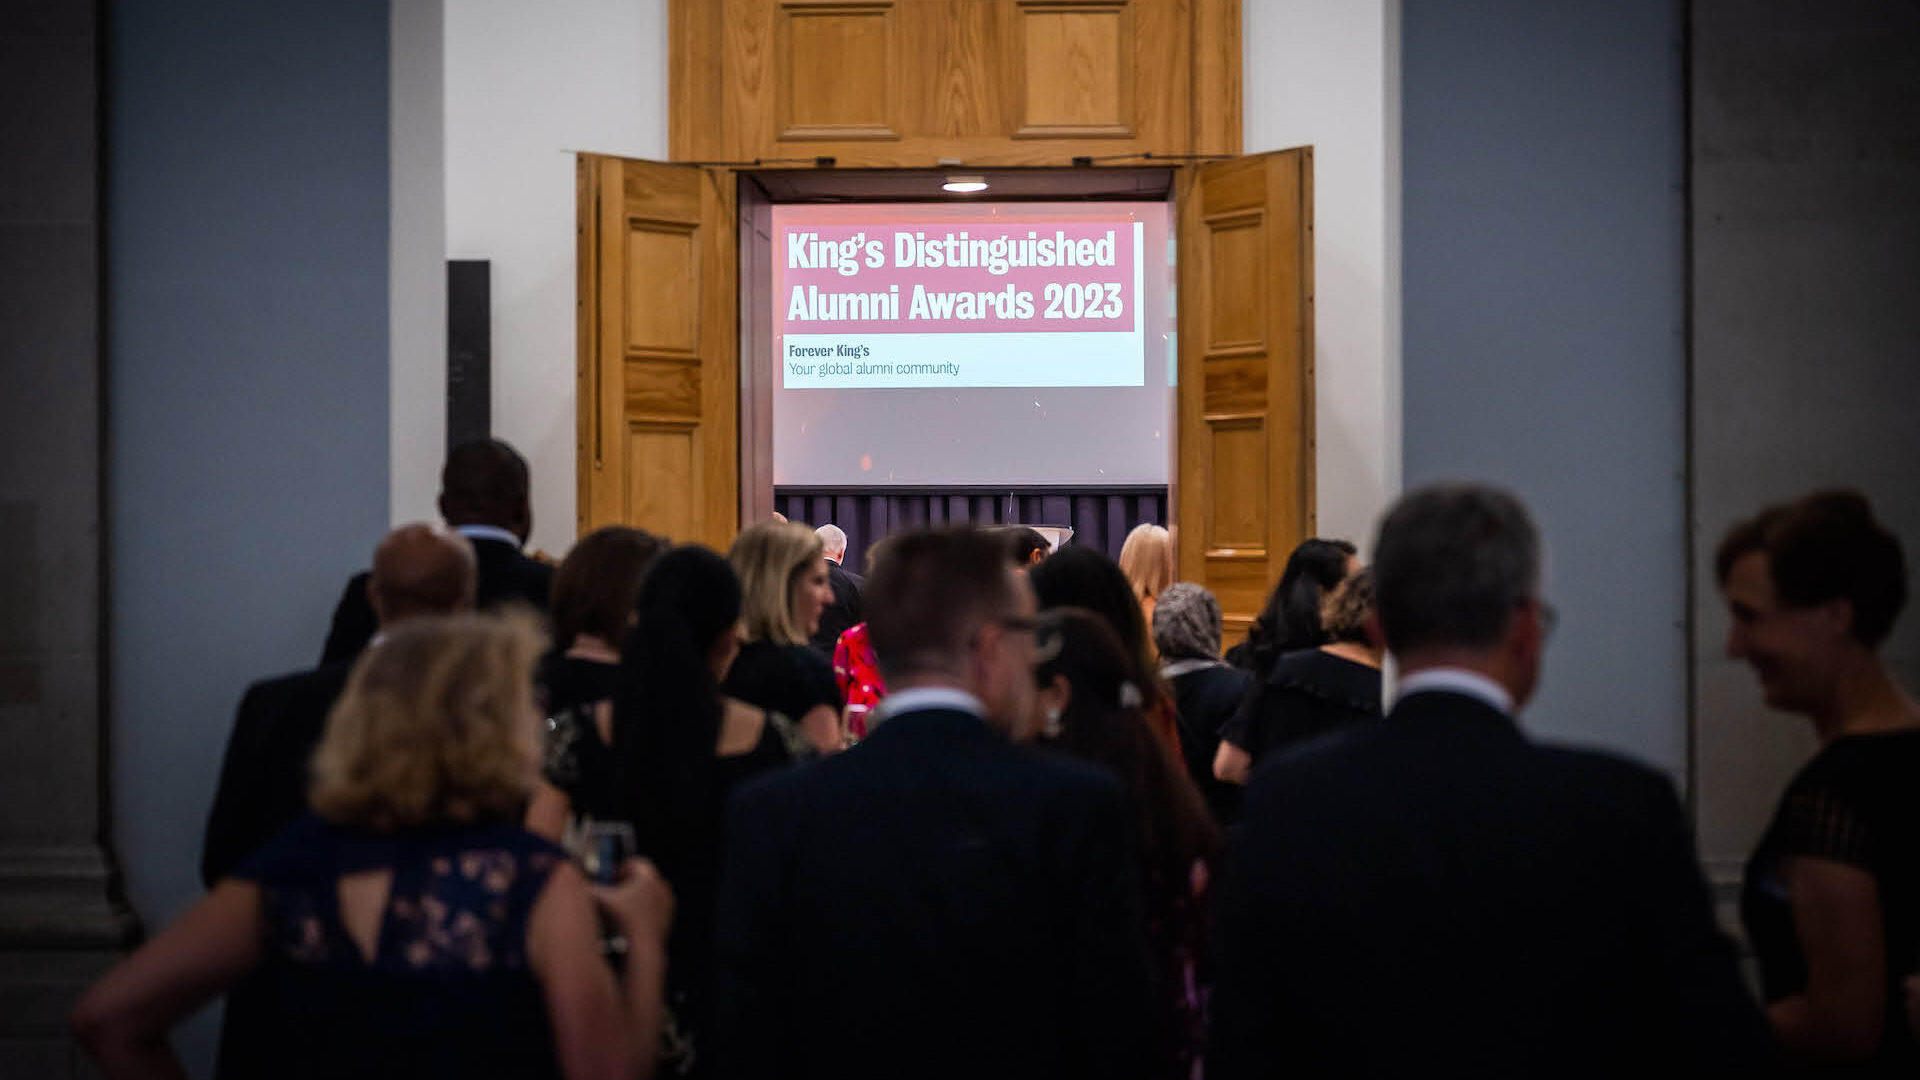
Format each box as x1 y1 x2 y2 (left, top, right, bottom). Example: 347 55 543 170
261 832 562 974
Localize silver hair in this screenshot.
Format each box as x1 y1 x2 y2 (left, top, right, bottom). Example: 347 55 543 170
815 523 848 557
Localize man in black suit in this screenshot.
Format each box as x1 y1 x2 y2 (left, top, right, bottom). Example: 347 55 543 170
318 438 553 664
808 522 863 652
1210 483 1775 1077
203 524 476 885
717 527 1156 1080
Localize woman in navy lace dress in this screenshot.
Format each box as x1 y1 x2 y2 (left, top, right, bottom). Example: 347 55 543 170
73 613 674 1080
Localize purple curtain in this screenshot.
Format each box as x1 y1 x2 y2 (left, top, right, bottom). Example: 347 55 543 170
775 487 1168 573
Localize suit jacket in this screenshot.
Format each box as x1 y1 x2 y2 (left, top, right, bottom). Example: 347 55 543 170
1209 690 1775 1078
809 560 864 652
716 707 1157 1080
318 536 554 664
201 662 354 886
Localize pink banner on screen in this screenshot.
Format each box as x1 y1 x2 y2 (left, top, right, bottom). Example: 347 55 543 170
777 221 1139 335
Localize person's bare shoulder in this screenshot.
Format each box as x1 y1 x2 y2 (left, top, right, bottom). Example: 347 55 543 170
718 696 768 757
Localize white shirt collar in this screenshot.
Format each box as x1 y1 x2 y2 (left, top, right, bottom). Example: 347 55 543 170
1160 657 1224 680
455 523 521 548
1393 666 1514 715
871 686 986 724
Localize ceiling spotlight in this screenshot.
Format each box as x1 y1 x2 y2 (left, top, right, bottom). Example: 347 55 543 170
942 175 989 193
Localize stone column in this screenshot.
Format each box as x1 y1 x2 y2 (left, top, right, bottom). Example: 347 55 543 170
0 2 138 1075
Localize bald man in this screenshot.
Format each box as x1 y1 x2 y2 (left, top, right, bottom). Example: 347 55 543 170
202 524 477 885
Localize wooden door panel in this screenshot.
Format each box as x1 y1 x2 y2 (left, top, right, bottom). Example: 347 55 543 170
777 3 899 140
1207 417 1268 550
1014 1 1133 137
678 0 1236 165
578 155 738 550
624 358 702 418
907 1 1004 136
627 423 701 542
626 224 700 355
1176 149 1314 643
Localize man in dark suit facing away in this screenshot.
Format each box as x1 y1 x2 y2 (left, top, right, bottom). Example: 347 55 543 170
808 522 863 652
318 437 552 664
1209 483 1775 1078
202 523 476 885
717 527 1157 1080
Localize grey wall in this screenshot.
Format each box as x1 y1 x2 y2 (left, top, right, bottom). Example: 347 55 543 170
1401 0 1689 776
1 2 133 1075
1689 0 1920 890
108 0 390 1071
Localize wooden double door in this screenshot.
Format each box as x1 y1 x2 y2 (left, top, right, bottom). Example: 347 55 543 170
577 150 1311 640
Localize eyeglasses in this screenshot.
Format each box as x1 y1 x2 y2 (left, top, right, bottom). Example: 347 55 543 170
991 613 1042 634
971 613 1051 659
1536 600 1559 639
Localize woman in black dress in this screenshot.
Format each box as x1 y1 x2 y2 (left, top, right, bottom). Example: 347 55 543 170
542 525 668 714
1718 491 1920 1073
73 614 673 1080
724 521 842 752
1214 568 1382 785
1223 537 1356 679
1151 582 1252 826
530 525 666 837
616 545 800 1078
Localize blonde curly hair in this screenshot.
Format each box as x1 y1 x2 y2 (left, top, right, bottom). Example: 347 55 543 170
310 611 545 831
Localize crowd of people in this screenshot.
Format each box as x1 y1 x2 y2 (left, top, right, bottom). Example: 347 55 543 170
67 437 1920 1078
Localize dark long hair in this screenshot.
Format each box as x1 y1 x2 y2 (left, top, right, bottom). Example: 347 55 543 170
1035 607 1220 1034
615 545 742 871
1233 538 1356 676
1029 545 1169 714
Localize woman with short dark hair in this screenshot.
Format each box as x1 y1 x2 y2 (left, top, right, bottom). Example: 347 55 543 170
1718 489 1919 1072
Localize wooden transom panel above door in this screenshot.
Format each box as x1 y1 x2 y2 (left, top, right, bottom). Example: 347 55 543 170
1176 149 1315 643
671 0 1241 166
576 155 739 551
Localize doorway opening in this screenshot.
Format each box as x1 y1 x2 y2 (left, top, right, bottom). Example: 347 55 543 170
575 149 1310 642
738 167 1177 570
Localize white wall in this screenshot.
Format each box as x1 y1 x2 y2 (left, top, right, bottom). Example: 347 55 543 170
436 2 1399 552
443 0 669 554
392 0 445 526
1243 0 1401 547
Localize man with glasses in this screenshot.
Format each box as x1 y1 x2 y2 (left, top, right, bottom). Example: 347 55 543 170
716 526 1155 1080
1210 482 1774 1077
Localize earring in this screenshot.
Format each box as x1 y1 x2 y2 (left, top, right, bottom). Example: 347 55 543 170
1043 707 1062 738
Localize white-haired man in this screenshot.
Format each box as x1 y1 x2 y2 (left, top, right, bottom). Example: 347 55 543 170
810 523 864 652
